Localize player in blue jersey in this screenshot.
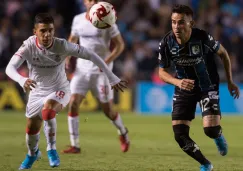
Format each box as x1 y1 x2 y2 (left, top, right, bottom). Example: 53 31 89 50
158 4 240 171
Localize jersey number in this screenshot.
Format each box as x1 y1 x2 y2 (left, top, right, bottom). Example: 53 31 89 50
200 97 210 112
200 97 218 112
100 85 108 95
55 91 65 99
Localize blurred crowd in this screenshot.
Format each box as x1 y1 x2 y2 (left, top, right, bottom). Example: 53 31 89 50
0 0 243 86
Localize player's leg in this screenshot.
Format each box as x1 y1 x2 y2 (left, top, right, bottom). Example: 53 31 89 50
42 89 70 167
63 73 89 153
42 99 62 167
19 115 42 170
95 74 129 152
100 101 130 152
200 91 227 156
63 93 85 153
172 90 213 171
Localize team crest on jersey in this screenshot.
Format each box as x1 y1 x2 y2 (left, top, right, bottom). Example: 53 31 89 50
55 55 61 62
191 45 200 55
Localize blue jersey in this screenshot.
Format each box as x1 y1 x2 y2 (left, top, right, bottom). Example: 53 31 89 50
158 28 220 92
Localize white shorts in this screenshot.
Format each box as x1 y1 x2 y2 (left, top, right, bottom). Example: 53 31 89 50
70 72 113 103
26 88 71 118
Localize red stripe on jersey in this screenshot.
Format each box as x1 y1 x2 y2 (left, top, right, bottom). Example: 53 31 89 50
35 37 43 50
14 54 23 58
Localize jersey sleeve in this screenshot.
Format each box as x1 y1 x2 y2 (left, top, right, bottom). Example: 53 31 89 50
158 38 171 68
70 15 80 37
108 24 120 38
5 42 29 89
14 42 30 60
203 31 220 53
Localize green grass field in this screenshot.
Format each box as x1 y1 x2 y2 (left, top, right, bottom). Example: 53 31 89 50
0 111 242 171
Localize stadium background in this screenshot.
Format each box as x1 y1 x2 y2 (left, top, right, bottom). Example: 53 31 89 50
0 1 243 171
0 0 243 114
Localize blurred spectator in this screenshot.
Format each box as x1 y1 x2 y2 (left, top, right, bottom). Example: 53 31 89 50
122 51 137 87
0 0 242 84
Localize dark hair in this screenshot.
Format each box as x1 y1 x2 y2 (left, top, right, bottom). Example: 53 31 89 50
172 4 193 17
34 13 54 25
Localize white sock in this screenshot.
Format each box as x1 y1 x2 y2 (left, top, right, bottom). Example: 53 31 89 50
43 118 57 151
68 116 80 148
26 133 40 156
111 113 126 135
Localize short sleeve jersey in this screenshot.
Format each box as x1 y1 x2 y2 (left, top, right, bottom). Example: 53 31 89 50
158 28 220 92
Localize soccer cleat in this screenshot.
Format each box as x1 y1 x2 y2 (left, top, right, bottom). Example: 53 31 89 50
47 149 60 167
118 128 130 152
200 163 213 171
19 149 41 170
62 146 81 154
214 134 228 156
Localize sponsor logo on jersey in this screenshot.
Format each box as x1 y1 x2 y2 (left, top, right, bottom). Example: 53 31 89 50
173 57 202 66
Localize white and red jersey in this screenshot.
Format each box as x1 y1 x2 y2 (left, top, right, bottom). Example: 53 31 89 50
6 35 120 94
71 12 120 73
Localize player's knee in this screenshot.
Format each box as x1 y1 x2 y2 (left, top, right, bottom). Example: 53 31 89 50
69 98 80 110
42 109 56 121
173 124 190 146
204 125 222 139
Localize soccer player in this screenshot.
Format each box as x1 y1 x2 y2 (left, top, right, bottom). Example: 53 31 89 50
5 13 126 170
158 5 240 171
62 0 129 154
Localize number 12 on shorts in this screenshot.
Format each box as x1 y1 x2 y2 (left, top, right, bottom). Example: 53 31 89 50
200 97 218 112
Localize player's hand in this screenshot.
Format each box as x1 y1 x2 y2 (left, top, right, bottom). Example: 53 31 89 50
23 79 37 92
177 79 195 91
111 80 128 92
228 82 240 99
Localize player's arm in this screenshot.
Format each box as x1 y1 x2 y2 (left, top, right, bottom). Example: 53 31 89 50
204 32 233 83
104 34 125 64
217 44 240 98
158 39 194 91
217 44 233 83
64 41 127 91
5 55 36 92
159 68 180 86
6 55 27 87
65 34 79 70
68 34 79 43
204 31 239 98
66 16 80 70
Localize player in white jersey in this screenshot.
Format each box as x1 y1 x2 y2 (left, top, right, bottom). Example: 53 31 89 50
63 0 130 154
5 13 126 170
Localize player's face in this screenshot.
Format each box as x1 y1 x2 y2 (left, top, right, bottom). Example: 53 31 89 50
84 0 97 11
171 13 193 39
34 23 54 47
